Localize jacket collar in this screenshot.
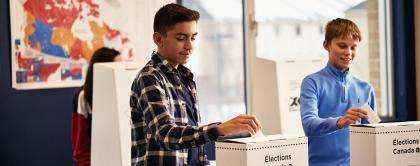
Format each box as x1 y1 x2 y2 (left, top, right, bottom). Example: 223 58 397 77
151 52 194 80
324 63 351 82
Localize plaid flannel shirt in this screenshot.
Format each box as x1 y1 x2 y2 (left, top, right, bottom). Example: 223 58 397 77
130 52 220 166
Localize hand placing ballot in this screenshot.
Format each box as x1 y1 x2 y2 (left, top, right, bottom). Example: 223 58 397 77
360 103 381 124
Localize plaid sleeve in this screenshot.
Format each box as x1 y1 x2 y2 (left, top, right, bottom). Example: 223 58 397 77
138 73 220 150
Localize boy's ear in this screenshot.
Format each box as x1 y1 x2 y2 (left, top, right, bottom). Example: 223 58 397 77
153 32 164 48
323 41 329 51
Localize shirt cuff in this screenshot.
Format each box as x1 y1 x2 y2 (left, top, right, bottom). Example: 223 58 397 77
204 122 221 142
327 117 341 131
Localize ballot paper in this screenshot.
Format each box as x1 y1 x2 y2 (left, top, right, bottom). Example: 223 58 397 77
251 130 269 142
361 103 381 124
253 130 265 138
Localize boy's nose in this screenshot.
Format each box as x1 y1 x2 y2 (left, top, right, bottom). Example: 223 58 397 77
185 43 193 51
343 48 351 55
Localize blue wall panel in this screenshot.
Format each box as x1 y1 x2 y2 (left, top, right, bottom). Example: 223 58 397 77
391 0 417 121
0 1 74 165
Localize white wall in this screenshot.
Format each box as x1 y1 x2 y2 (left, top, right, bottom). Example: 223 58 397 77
346 8 370 82
135 0 175 64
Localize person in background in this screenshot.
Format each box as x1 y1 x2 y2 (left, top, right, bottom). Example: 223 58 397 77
299 18 376 166
130 3 261 166
72 47 122 166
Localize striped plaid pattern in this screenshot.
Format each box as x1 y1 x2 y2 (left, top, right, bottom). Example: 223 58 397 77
130 52 220 166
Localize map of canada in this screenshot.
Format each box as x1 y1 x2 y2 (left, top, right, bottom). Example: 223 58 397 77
12 0 133 89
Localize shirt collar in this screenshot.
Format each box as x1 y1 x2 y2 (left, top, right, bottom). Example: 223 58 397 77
151 52 194 80
325 63 351 82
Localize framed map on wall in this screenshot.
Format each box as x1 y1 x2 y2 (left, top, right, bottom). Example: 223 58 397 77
9 0 153 89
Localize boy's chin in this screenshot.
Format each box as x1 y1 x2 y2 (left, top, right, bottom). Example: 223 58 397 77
341 65 351 70
337 64 351 71
181 59 190 65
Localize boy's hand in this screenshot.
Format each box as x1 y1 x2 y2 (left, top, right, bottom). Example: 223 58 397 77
216 115 262 136
337 108 368 129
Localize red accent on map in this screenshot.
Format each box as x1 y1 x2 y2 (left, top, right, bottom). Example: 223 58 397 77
84 0 100 17
23 0 80 29
71 68 82 76
70 40 83 60
40 63 60 81
105 24 121 40
17 54 60 81
17 53 32 70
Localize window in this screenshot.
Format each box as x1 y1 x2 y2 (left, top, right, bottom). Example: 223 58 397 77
180 0 393 126
253 0 394 123
182 0 246 123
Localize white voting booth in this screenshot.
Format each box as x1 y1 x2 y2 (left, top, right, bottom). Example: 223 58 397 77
215 57 323 166
91 62 142 166
249 57 324 136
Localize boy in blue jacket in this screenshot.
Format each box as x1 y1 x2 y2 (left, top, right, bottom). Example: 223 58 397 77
300 18 376 166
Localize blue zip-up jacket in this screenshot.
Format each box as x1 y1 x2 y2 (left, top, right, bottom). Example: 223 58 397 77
300 63 376 166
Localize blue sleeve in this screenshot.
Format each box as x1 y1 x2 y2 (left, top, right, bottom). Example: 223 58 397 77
369 88 376 111
300 77 340 137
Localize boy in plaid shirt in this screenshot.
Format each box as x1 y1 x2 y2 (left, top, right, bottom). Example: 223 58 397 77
130 3 261 166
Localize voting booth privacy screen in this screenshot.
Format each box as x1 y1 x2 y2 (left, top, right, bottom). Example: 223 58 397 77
249 57 324 136
91 62 141 166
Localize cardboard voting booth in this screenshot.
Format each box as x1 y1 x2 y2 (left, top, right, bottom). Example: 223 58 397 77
216 134 308 166
91 62 142 166
350 121 420 166
249 57 324 136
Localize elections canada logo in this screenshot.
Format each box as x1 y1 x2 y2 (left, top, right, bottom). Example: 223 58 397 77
392 139 420 155
289 97 300 112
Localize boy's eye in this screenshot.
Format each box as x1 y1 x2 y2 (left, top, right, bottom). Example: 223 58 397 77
338 44 347 49
176 35 187 40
